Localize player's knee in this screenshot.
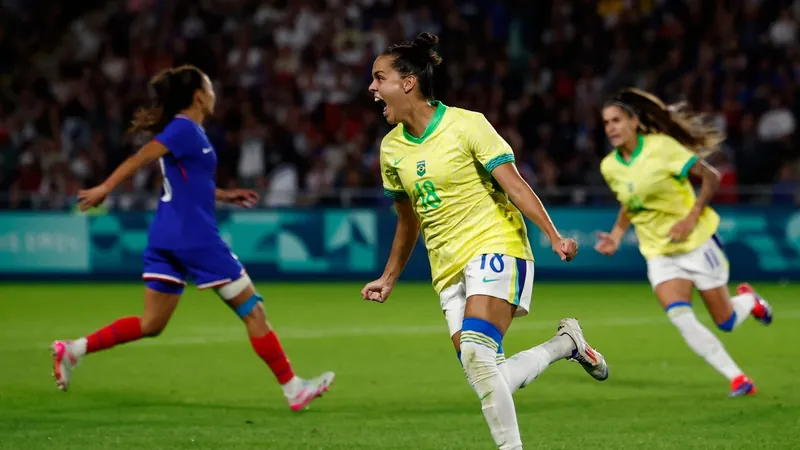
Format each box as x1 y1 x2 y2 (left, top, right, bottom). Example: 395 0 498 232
716 312 737 332
459 318 503 378
140 317 168 337
230 292 265 320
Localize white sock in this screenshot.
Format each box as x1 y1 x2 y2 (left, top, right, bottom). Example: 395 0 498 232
667 304 743 381
72 337 88 358
281 376 303 398
502 335 575 393
461 340 522 450
728 293 756 329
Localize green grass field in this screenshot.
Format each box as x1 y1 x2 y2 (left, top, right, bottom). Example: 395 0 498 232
0 282 798 449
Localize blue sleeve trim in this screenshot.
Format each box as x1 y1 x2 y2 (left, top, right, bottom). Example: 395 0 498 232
484 153 516 173
383 188 408 200
677 155 698 180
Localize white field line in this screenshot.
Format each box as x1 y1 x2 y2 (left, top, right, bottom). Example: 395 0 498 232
12 310 800 352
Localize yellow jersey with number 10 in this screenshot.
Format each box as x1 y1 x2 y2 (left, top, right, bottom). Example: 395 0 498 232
380 101 533 294
600 133 720 260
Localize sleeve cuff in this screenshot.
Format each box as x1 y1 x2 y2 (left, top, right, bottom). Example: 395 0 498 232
484 153 516 173
677 155 699 180
383 188 408 200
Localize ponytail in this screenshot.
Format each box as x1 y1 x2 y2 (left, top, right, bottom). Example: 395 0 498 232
128 65 205 135
605 88 725 155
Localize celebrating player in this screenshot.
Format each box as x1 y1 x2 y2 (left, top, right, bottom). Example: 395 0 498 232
361 33 608 450
596 88 773 397
52 65 334 411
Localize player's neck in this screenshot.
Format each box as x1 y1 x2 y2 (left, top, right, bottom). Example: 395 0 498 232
402 101 436 138
620 138 638 155
178 108 205 125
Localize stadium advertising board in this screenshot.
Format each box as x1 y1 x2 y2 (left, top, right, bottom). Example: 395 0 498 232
0 207 798 282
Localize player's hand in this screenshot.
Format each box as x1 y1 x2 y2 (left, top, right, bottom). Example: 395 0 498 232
77 184 111 211
668 216 697 243
594 232 620 257
220 189 259 208
551 237 578 262
361 278 394 303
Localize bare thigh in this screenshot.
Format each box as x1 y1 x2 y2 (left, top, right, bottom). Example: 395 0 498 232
464 294 516 335
141 288 181 336
698 286 734 324
653 279 694 309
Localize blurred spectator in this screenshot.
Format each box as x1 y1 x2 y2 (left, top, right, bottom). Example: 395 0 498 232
0 0 797 210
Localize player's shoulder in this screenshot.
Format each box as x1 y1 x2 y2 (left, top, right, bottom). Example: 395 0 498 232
600 150 621 175
446 106 486 125
643 133 681 149
380 125 404 150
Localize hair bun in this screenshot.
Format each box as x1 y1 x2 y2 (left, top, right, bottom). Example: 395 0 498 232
413 32 439 51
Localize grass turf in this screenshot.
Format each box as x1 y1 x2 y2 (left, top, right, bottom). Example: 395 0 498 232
0 282 798 449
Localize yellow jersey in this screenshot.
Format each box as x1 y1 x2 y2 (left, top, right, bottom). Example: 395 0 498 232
600 133 720 259
380 101 533 293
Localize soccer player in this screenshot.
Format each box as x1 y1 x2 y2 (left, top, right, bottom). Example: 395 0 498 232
596 88 774 397
361 33 609 450
52 65 334 411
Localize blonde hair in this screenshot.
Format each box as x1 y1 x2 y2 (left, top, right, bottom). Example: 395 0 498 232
605 88 725 156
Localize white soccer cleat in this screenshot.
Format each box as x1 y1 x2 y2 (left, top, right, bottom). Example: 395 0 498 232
51 340 81 392
287 372 335 411
556 318 609 381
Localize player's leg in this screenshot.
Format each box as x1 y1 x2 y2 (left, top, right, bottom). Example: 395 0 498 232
51 248 185 391
651 255 752 396
188 244 333 411
694 237 772 330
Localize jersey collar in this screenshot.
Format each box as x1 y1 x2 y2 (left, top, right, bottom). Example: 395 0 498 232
614 134 644 166
402 100 447 144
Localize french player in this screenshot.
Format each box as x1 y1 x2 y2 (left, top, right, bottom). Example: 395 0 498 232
52 65 333 411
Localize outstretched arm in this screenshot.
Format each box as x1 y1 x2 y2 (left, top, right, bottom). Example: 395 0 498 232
492 163 577 261
596 207 630 256
78 141 168 211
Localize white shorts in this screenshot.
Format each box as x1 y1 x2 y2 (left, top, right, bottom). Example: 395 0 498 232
646 235 729 291
439 254 535 338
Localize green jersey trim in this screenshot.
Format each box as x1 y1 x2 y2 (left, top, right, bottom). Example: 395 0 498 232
402 101 447 144
383 188 408 200
614 134 644 166
485 153 516 173
677 155 699 180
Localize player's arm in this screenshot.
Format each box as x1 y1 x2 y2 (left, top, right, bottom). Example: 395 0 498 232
362 199 419 302
686 160 721 222
468 114 576 261
663 138 721 241
596 207 630 256
77 140 168 211
492 164 560 241
363 147 418 302
382 199 420 284
215 188 259 208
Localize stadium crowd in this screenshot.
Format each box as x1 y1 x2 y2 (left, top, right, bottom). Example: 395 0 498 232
0 0 797 210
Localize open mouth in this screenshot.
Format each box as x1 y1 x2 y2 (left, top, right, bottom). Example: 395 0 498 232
374 97 387 116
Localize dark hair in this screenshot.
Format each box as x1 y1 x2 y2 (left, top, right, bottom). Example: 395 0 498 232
604 88 725 154
129 65 206 134
382 32 443 99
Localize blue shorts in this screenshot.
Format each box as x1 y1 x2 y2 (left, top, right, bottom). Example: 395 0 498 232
142 242 245 294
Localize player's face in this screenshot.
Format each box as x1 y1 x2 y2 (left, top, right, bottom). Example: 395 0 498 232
198 74 216 116
369 55 411 125
602 106 638 148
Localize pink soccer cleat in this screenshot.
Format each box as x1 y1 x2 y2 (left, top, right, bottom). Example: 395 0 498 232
287 372 335 411
51 340 81 392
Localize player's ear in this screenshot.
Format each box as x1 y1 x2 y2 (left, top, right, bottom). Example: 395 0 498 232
402 75 417 95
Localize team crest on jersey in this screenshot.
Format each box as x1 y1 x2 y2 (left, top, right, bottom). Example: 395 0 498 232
416 160 426 176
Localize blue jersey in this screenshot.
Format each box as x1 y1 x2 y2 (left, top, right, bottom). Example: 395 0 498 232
149 115 219 250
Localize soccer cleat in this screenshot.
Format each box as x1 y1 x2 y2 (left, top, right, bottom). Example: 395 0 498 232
557 318 609 381
51 340 81 392
729 374 756 397
287 372 335 411
737 283 773 326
